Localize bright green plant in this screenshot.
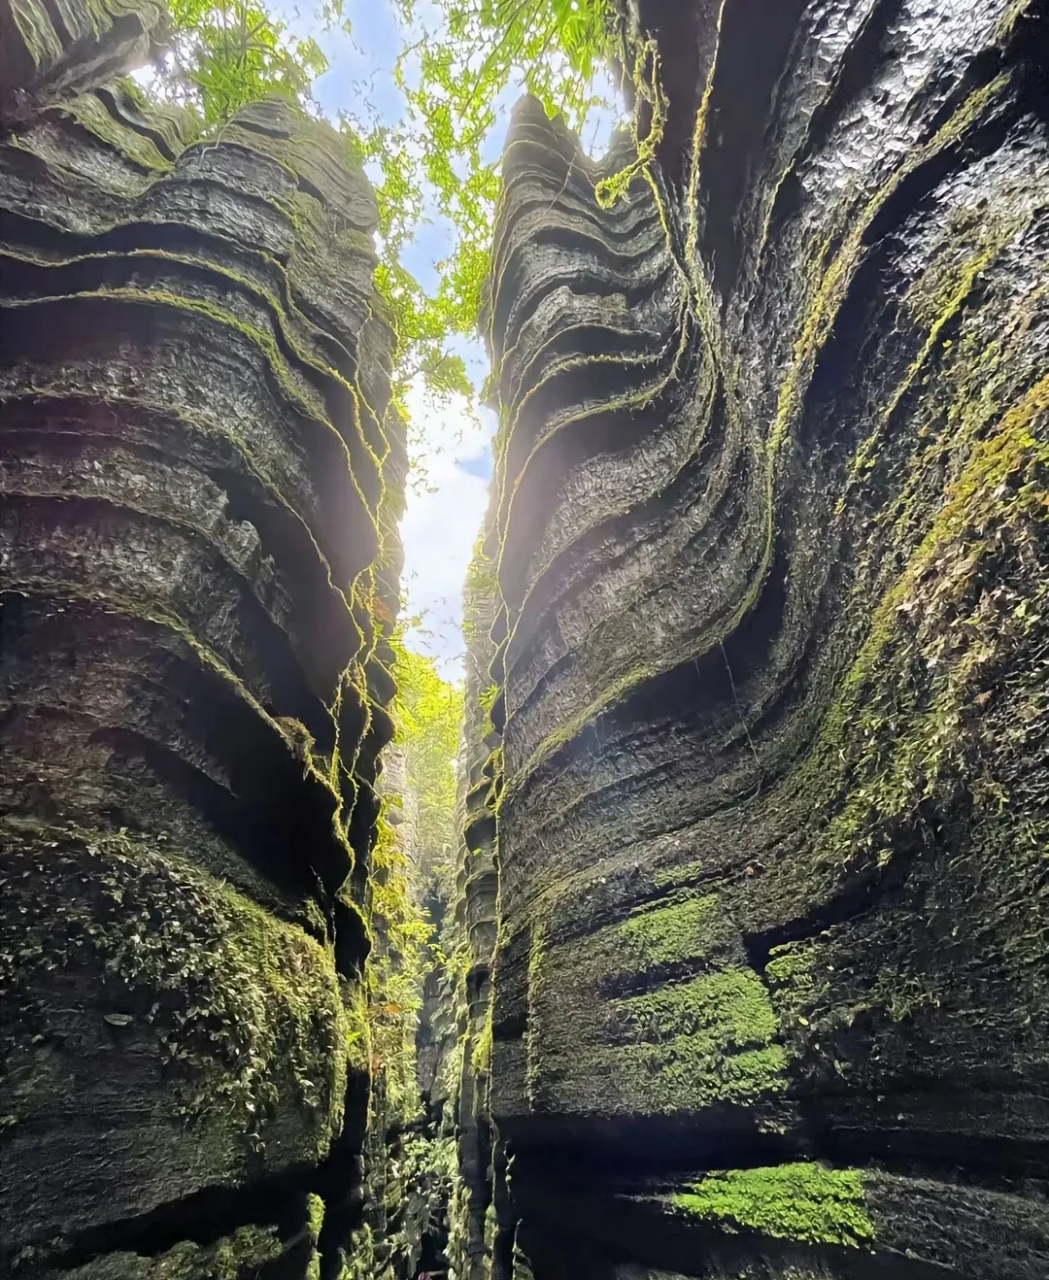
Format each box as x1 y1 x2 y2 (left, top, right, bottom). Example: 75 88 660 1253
392 640 464 875
375 0 621 371
156 0 331 128
673 1163 875 1249
144 0 623 411
362 643 464 1121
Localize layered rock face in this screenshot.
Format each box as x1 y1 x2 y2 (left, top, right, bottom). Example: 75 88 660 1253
472 1 1049 1276
446 524 503 1280
0 8 406 1276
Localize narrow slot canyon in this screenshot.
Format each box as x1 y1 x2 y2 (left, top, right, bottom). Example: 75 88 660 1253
1 1 1047 1278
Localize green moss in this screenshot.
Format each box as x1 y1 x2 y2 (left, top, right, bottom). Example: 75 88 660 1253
1 230 390 532
814 376 1049 871
591 1036 788 1114
0 818 348 1152
304 1193 325 1280
341 976 370 1074
156 1225 286 1279
612 969 778 1046
60 92 173 171
765 943 816 988
845 206 1030 495
764 941 838 1039
67 1223 288 1279
607 894 738 976
716 1045 791 1097
567 967 789 1113
540 888 745 1003
472 1010 493 1074
306 1192 325 1242
673 1163 874 1248
9 0 62 72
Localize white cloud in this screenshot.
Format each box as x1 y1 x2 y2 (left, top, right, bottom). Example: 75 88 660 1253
398 380 494 682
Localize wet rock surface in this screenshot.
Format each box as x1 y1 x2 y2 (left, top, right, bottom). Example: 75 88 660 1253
2 0 1048 1276
467 0 1049 1275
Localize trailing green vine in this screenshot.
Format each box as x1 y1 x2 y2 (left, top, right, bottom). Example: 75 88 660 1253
364 638 464 1119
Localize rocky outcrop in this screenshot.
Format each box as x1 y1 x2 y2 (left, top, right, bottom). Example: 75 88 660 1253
471 1 1049 1276
0 10 406 1275
0 0 168 125
444 522 503 1280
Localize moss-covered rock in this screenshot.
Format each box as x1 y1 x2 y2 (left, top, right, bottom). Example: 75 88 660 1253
463 0 1049 1276
0 0 166 125
0 9 405 1274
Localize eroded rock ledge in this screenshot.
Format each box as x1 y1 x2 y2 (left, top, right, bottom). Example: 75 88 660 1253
0 7 406 1276
459 1 1049 1276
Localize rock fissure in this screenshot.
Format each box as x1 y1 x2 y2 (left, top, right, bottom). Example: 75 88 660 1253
17 1166 327 1271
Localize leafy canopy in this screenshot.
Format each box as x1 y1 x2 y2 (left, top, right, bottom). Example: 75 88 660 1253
392 642 464 877
146 0 623 411
157 0 331 127
370 0 620 399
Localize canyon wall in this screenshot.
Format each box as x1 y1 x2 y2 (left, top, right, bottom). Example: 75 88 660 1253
0 5 407 1275
446 520 503 1280
3 0 1049 1277
467 0 1049 1276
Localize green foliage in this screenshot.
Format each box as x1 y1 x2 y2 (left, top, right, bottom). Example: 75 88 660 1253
156 0 331 129
471 1008 493 1073
363 641 464 1121
392 641 465 872
365 809 430 1123
143 0 622 411
377 0 620 364
594 32 664 209
673 1163 875 1249
87 1224 287 1280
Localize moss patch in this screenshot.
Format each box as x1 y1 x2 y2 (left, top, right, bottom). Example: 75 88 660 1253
579 964 790 1114
607 894 738 976
59 92 174 172
673 1163 874 1248
612 969 778 1046
0 817 349 1152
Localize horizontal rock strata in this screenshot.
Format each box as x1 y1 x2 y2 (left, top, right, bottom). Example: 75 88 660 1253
446 512 504 1280
472 1 1049 1276
0 18 406 1277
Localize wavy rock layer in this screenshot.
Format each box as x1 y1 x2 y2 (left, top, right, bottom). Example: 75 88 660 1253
474 2 1049 1276
0 30 405 1280
445 510 504 1280
0 0 167 124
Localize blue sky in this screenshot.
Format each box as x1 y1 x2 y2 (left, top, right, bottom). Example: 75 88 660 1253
269 0 618 679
